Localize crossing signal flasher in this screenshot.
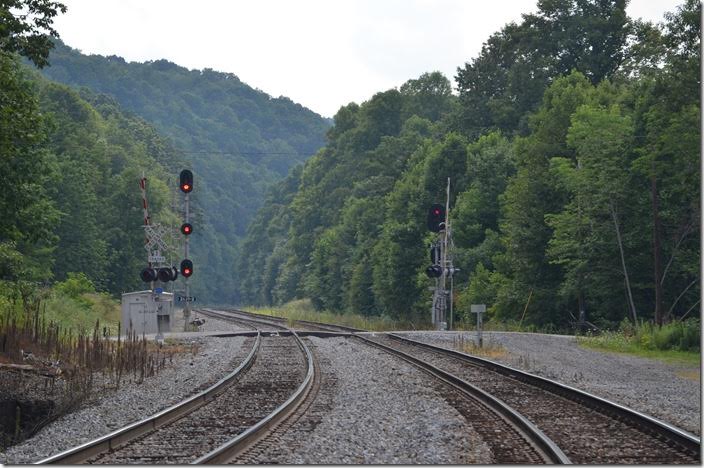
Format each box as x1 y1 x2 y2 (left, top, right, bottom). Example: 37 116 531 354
140 266 179 283
140 267 157 283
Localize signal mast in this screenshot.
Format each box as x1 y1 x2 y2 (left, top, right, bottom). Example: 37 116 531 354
425 178 459 330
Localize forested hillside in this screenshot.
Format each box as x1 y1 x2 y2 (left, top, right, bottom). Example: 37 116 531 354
236 0 701 329
38 41 330 302
1 51 180 299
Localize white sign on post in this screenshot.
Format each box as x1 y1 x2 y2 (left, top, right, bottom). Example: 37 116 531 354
470 304 486 313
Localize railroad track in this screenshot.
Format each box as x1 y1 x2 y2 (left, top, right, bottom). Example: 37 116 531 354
365 333 701 464
353 334 569 464
209 307 364 333
37 327 316 464
198 308 285 332
36 306 697 464
201 309 561 463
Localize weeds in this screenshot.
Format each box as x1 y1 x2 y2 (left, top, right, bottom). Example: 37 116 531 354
453 334 508 360
0 291 179 448
577 318 700 365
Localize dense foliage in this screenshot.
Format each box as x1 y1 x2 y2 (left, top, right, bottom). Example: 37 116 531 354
37 40 331 303
0 49 181 301
236 0 700 330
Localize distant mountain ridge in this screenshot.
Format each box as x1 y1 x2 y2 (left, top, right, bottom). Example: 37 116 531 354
42 40 330 173
38 39 331 303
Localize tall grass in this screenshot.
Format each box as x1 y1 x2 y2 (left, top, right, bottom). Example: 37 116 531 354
577 319 700 363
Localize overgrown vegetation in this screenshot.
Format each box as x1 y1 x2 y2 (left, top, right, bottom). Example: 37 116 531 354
453 334 508 360
577 319 700 364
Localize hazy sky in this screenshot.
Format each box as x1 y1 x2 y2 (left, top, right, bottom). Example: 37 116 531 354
52 0 684 117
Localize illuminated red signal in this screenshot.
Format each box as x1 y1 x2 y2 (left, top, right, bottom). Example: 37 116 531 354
179 169 193 193
180 259 193 278
181 223 193 235
427 204 446 232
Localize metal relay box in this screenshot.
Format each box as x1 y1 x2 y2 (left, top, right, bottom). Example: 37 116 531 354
121 290 174 335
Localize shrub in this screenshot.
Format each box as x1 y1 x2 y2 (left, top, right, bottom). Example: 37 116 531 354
54 273 95 304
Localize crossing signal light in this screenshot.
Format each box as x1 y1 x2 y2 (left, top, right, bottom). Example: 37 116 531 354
181 223 193 235
425 265 443 278
179 169 193 193
180 259 193 278
157 267 177 282
140 268 158 283
427 204 446 232
425 265 460 278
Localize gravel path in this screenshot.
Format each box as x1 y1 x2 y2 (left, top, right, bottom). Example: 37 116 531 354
243 336 492 464
0 335 248 464
399 331 701 435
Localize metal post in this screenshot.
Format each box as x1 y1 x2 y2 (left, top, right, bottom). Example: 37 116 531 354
477 311 483 347
449 274 453 331
183 190 190 329
471 304 486 347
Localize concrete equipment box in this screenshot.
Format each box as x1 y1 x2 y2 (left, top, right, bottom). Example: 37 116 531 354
121 290 174 335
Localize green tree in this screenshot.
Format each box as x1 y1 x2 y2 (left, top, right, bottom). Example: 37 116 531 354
546 104 641 326
0 52 59 284
0 0 66 67
454 0 629 137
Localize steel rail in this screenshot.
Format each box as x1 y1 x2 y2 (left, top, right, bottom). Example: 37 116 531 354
388 332 701 456
192 330 316 464
222 307 365 333
35 332 262 465
201 308 289 330
354 334 570 464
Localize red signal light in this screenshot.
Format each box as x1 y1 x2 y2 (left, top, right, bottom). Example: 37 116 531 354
181 223 193 235
427 204 446 232
179 169 194 193
180 259 193 278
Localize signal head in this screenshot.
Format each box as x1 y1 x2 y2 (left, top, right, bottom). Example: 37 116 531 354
179 169 194 193
157 267 174 282
140 267 158 283
180 259 193 278
427 203 446 232
181 222 193 235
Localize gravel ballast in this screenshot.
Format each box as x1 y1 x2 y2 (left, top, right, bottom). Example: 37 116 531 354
1 321 698 464
244 336 493 464
0 334 248 465
399 331 701 435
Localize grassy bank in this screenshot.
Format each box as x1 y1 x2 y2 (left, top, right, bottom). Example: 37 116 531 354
576 319 701 366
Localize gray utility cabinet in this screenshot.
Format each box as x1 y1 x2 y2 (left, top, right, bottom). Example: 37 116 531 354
121 290 174 336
